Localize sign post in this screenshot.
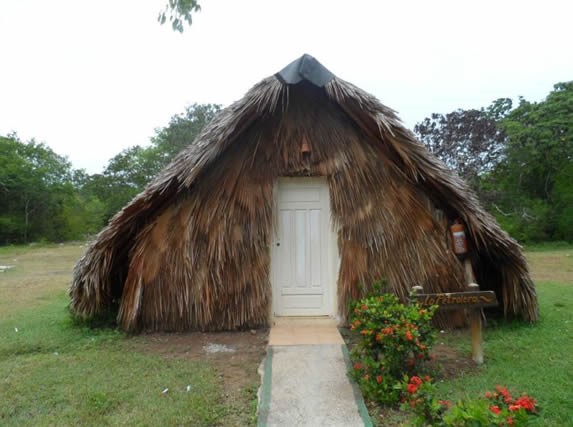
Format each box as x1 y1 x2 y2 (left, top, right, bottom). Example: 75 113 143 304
411 282 498 365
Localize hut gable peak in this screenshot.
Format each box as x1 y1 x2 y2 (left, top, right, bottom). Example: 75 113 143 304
276 53 335 87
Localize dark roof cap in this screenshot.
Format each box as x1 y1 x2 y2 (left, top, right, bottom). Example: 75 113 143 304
276 54 335 87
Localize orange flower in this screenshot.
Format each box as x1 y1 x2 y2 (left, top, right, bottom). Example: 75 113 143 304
405 331 414 341
363 374 369 381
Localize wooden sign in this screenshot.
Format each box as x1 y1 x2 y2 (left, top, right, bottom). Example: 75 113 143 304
413 291 498 310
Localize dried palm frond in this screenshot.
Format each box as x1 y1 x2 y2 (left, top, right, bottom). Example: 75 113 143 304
69 61 538 332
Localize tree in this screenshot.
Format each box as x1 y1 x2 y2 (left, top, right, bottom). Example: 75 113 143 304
0 135 78 243
97 103 221 221
158 0 201 32
491 82 573 241
413 101 511 189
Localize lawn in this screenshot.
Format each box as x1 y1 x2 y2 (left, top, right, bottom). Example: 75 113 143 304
2 244 571 426
0 244 266 426
435 245 573 426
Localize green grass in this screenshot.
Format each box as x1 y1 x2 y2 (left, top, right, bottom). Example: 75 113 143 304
521 241 573 252
0 293 227 426
0 244 255 426
437 282 572 425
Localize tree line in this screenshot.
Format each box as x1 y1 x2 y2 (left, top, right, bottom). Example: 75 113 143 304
1 83 571 245
414 82 572 242
0 104 220 244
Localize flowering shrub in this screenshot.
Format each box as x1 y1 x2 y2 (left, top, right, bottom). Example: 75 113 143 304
349 293 438 405
399 375 451 426
399 378 539 426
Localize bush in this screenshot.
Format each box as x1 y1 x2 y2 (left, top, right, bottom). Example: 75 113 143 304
399 377 539 426
349 293 438 405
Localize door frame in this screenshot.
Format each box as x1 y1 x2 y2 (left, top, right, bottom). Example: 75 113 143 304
270 177 340 317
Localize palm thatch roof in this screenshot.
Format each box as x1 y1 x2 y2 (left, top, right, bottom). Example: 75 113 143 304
69 54 538 332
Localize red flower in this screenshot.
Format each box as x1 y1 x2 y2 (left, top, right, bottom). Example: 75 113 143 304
410 376 423 386
405 331 414 341
489 405 501 415
509 404 520 412
376 375 383 383
438 400 451 407
485 391 493 399
407 383 418 394
515 395 536 412
506 417 514 425
353 363 362 370
423 375 431 382
495 385 512 402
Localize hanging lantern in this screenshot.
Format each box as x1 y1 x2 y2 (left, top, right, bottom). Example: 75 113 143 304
450 219 468 255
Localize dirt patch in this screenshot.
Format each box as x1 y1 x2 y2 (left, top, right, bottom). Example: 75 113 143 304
129 329 269 426
428 341 478 378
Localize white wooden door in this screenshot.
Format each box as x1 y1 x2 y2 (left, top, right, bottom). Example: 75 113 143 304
272 178 337 316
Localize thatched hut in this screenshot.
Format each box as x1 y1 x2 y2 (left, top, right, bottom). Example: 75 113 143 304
70 54 538 332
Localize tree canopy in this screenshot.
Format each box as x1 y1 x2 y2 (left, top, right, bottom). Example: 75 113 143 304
414 82 573 242
0 104 219 244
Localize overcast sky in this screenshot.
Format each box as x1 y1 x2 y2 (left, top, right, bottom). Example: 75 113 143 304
1 0 572 173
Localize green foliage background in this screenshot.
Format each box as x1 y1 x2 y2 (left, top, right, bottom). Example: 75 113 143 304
1 81 571 245
0 104 220 244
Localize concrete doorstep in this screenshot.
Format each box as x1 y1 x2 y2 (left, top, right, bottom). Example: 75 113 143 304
257 318 371 427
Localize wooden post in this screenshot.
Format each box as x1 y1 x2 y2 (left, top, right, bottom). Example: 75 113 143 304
463 259 483 365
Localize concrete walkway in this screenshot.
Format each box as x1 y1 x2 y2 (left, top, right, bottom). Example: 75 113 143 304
258 318 371 427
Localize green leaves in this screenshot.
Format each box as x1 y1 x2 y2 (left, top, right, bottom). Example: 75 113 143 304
158 0 201 33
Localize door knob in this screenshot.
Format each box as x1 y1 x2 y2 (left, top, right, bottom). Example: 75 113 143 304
276 242 280 246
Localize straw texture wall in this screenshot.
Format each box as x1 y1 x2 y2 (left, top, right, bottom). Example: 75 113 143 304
70 68 538 332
